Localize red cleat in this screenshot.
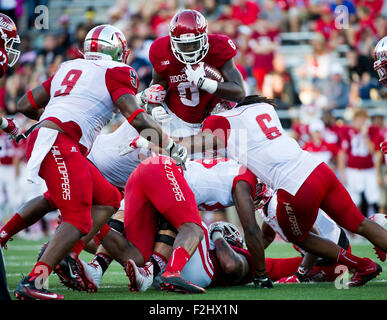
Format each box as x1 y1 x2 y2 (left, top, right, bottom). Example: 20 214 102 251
14 276 64 300
348 258 382 287
157 271 206 294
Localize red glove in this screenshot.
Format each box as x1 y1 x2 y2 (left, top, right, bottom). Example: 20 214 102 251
0 117 19 140
381 141 387 154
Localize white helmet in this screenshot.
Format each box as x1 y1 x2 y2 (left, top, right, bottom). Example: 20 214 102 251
83 24 129 63
373 36 387 87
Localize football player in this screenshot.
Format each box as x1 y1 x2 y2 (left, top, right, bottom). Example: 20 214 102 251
143 9 245 138
10 24 187 300
0 12 20 302
179 94 387 286
373 36 387 156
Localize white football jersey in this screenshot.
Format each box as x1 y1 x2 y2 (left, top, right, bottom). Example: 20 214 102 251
40 58 138 152
260 192 341 244
184 158 257 211
202 103 323 196
87 121 143 189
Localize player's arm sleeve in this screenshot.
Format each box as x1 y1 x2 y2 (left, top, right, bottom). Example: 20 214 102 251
232 168 257 199
105 66 139 103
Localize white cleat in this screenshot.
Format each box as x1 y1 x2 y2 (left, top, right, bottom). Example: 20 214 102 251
79 259 103 292
125 259 154 292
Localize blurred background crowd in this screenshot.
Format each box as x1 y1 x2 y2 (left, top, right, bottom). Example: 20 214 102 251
0 0 386 239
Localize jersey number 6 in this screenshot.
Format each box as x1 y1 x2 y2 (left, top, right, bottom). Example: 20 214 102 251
256 113 282 140
54 69 83 97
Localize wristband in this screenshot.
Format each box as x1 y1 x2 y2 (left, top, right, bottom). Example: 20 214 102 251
200 78 218 94
127 108 145 124
27 90 40 110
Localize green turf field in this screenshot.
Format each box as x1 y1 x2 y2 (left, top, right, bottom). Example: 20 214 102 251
3 237 387 300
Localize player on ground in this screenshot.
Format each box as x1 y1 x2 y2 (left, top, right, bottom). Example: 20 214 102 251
179 95 387 286
10 24 187 300
144 9 245 138
0 12 20 301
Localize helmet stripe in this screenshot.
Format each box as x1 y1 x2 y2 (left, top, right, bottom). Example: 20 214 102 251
90 26 105 52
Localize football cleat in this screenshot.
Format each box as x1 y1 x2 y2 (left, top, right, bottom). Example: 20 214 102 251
157 271 206 294
124 259 154 292
77 259 101 293
347 258 382 287
275 275 301 284
14 276 64 300
54 252 87 292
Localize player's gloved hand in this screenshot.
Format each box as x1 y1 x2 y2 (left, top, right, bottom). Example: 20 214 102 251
253 272 273 288
0 230 13 250
151 106 172 124
143 85 166 104
381 141 387 154
166 141 188 168
0 117 19 140
118 135 150 156
185 62 217 94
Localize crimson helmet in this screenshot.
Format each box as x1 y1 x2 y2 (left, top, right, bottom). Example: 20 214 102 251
169 10 209 65
83 24 130 63
0 13 20 67
373 36 387 87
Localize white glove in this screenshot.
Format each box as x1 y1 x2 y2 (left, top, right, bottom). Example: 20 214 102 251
151 106 171 124
119 135 150 156
0 117 19 140
143 85 166 104
185 62 218 94
164 139 188 168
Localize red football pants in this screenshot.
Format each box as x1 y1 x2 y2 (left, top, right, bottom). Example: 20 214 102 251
124 155 202 262
276 162 365 243
27 129 122 235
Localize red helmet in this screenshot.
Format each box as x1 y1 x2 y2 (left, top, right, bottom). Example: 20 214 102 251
374 37 387 87
0 13 20 67
169 10 209 65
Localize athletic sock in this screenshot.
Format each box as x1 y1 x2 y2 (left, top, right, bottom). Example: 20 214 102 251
71 239 86 256
336 248 368 271
94 253 112 274
165 246 190 274
151 252 168 276
28 261 53 285
0 213 28 241
265 257 303 282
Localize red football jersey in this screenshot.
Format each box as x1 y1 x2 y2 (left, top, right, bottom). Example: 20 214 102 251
209 245 255 287
340 126 380 169
303 140 339 166
149 34 237 124
0 48 8 78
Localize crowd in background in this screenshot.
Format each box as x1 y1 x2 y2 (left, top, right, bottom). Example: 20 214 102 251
0 0 386 237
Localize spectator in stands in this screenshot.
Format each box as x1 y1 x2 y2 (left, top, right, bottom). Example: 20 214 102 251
323 63 350 109
231 0 260 26
249 13 280 92
313 5 338 41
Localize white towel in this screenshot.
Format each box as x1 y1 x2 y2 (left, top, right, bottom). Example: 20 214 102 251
26 128 59 185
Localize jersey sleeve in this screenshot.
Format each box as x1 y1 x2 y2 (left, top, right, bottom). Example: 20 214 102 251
202 115 231 147
105 65 139 103
232 167 257 199
0 48 8 78
207 35 237 69
148 37 169 76
42 74 55 96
